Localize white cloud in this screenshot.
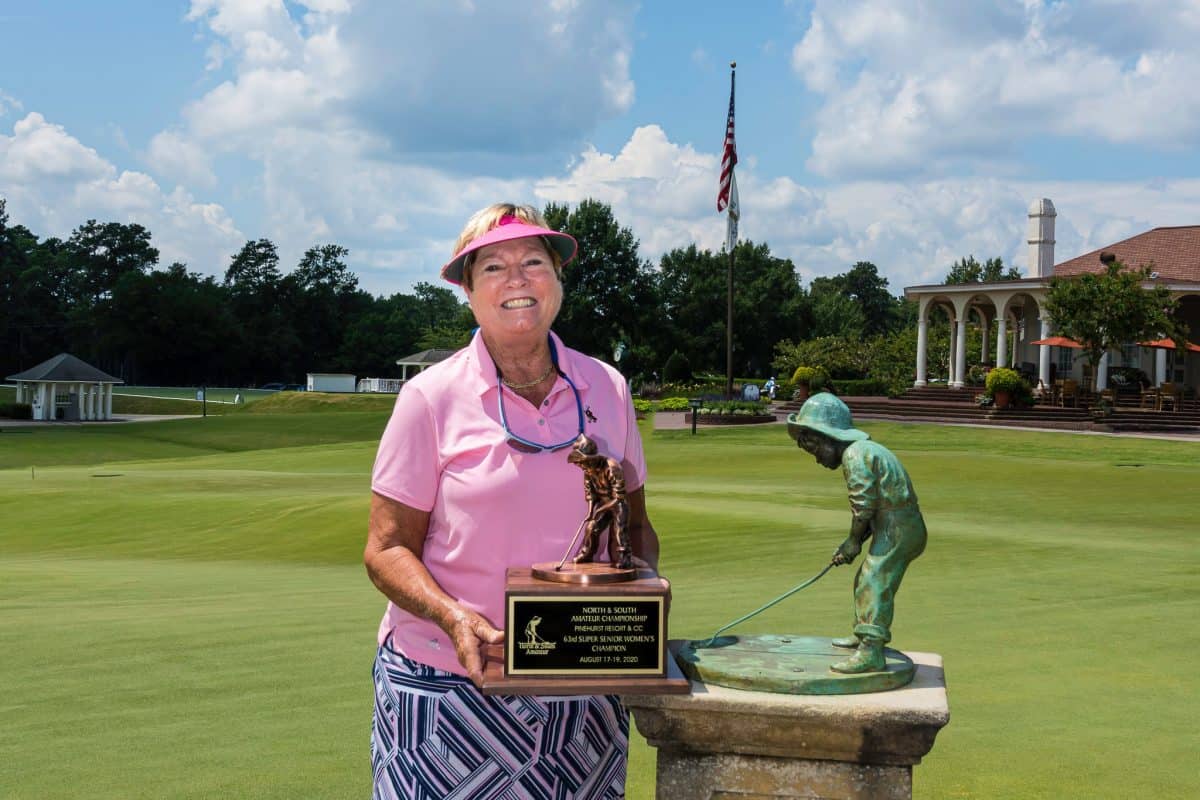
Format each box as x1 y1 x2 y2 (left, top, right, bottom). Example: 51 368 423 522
175 0 635 157
0 112 243 272
792 1 1200 178
146 130 217 189
0 90 22 117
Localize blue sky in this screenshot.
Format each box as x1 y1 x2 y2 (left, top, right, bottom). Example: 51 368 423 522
3 0 1200 296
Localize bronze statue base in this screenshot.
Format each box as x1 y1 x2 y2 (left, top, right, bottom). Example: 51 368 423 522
678 635 915 695
531 561 637 584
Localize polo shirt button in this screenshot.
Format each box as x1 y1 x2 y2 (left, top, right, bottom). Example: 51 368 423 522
543 400 549 407
537 419 545 426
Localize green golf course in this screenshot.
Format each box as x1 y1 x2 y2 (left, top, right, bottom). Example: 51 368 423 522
2 409 1196 798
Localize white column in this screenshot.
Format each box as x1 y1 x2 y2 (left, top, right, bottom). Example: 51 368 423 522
49 382 58 421
980 316 990 364
88 384 98 420
995 318 1008 370
1097 352 1109 391
1156 349 1168 386
948 319 957 384
105 384 114 419
1038 318 1052 387
915 318 928 387
77 383 85 420
954 315 968 388
15 382 22 404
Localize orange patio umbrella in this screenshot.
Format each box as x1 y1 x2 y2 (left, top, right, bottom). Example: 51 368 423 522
1137 337 1200 353
1030 335 1084 348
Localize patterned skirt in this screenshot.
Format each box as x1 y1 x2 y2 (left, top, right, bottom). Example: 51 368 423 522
371 640 629 799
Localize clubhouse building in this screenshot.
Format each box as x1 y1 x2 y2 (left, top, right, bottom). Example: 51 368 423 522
903 199 1200 394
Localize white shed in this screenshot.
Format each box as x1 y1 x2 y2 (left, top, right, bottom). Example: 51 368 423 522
306 373 357 393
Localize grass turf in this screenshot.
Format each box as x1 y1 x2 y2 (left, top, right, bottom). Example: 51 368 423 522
2 415 1197 798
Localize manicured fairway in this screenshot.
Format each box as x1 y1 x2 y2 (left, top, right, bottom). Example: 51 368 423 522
2 415 1197 798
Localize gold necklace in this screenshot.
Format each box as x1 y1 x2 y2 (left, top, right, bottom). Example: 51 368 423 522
501 362 555 390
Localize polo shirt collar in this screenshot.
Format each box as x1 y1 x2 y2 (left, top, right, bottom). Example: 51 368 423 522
466 329 592 398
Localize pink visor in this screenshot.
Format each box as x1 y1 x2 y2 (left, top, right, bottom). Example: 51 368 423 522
440 216 577 285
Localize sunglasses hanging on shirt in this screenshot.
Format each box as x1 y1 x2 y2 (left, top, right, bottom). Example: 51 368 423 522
495 335 585 453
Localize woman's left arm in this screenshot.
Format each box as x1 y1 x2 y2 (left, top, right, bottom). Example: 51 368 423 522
626 486 659 572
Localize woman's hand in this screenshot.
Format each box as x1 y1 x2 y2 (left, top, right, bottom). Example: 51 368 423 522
366 492 503 688
443 607 505 689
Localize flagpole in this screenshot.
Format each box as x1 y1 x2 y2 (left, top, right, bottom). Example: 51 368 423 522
727 217 735 399
725 62 736 400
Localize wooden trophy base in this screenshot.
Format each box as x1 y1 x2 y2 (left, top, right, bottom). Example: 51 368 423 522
481 567 689 696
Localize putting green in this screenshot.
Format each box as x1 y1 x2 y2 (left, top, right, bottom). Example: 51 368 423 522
2 415 1197 798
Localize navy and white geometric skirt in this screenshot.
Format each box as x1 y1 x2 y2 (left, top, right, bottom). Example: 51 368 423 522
372 641 629 799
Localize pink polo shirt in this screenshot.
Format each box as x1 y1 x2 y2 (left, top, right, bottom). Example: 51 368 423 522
371 330 647 676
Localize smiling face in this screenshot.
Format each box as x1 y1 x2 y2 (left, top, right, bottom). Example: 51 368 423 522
464 238 563 346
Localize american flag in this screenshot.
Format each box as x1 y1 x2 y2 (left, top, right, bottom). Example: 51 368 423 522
717 67 737 213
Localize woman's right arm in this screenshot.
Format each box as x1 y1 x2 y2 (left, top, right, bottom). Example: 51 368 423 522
364 491 504 687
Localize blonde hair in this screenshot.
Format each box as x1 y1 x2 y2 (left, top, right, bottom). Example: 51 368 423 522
454 203 563 290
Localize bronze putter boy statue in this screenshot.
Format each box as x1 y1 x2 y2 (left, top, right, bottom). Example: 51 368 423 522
787 394 927 674
567 434 633 570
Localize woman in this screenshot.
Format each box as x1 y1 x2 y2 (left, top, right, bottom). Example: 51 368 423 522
365 203 660 799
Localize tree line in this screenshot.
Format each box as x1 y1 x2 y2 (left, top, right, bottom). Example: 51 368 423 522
1 196 1021 390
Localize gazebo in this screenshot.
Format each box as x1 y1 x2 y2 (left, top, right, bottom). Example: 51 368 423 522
7 353 123 421
395 348 456 381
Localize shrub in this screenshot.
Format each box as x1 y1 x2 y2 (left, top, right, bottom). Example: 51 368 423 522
657 396 691 412
984 367 1025 396
632 399 653 414
790 366 829 388
692 400 770 415
967 365 990 386
663 351 693 383
0 402 33 419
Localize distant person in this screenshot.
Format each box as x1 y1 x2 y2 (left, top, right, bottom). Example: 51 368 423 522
787 394 927 674
364 203 661 799
764 376 777 400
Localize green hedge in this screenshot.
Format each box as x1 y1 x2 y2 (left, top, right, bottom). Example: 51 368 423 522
0 402 33 419
694 400 771 415
657 397 692 412
632 399 654 414
828 378 888 396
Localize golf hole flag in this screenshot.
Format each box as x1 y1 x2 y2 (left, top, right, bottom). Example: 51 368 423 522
718 64 739 250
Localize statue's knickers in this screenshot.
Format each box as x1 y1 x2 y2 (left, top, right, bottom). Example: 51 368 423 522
851 505 927 645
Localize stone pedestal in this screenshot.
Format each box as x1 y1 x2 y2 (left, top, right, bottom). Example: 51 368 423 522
625 650 949 799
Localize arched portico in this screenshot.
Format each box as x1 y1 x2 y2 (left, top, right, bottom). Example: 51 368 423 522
909 281 1049 390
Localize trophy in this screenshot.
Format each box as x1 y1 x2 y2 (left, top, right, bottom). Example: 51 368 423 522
481 435 687 695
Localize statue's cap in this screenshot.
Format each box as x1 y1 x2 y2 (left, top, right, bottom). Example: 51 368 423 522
786 393 870 444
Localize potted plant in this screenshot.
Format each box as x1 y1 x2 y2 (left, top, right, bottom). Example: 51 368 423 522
790 366 827 405
984 367 1025 410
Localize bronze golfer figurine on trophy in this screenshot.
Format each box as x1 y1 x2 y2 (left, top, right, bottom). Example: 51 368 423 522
483 435 685 695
